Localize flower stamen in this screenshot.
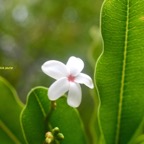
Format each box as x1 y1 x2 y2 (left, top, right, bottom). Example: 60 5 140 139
68 75 75 82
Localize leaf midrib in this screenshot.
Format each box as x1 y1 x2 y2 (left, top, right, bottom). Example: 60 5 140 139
115 0 130 143
21 91 47 144
0 120 21 144
34 91 47 118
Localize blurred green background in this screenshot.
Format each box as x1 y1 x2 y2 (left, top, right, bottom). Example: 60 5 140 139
0 0 103 143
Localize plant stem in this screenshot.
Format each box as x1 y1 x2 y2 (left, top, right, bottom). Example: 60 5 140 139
45 101 57 131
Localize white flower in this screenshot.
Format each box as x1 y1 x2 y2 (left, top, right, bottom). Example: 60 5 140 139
41 56 94 107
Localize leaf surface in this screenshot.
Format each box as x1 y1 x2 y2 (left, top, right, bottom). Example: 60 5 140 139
21 87 87 144
95 0 144 144
0 76 25 144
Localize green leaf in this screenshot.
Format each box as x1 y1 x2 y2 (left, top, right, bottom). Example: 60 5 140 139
88 26 103 144
21 86 87 144
88 26 103 68
0 76 25 144
95 0 144 144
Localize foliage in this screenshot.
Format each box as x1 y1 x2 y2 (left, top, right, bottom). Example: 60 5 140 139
0 1 103 142
96 0 144 144
1 0 144 144
0 77 87 144
0 77 25 143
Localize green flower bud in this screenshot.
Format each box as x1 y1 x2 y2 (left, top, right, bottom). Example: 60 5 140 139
45 132 54 144
56 133 64 141
45 127 64 143
52 127 60 136
51 101 57 109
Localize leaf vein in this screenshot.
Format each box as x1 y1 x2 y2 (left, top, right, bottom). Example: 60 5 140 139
115 1 130 143
33 91 47 118
0 120 21 144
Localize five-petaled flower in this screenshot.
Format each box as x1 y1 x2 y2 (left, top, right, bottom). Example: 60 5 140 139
41 56 94 107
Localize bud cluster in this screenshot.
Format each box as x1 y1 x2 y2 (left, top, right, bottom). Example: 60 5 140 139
44 127 64 144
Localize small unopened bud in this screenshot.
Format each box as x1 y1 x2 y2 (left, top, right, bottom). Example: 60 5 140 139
56 133 64 140
51 101 57 109
52 127 60 135
45 132 54 144
45 127 64 143
45 137 52 144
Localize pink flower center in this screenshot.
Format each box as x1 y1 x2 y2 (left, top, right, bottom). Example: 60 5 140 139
68 75 75 82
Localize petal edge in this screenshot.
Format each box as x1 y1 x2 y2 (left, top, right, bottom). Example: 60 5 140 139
66 56 84 76
75 73 94 89
67 82 82 107
41 60 69 79
48 78 69 100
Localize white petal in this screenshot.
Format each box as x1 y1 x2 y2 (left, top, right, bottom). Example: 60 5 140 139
48 77 69 100
75 73 94 89
66 56 84 76
41 60 69 79
67 82 82 107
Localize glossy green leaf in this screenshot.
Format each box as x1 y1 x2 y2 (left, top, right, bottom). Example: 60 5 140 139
0 76 25 144
88 26 104 144
21 86 87 144
95 0 144 144
88 26 103 68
